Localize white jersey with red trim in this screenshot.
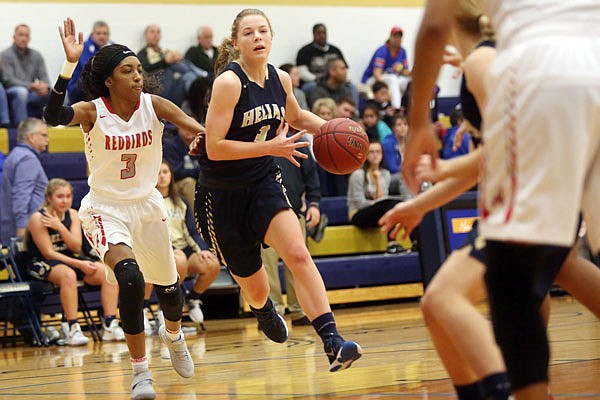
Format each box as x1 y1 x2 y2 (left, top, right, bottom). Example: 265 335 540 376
484 0 600 50
83 92 164 201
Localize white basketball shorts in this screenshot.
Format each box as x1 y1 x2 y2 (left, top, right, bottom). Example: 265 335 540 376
79 188 178 285
480 36 600 253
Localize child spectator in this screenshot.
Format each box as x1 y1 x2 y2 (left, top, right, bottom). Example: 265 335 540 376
360 102 392 142
347 141 404 254
143 160 220 332
24 179 124 345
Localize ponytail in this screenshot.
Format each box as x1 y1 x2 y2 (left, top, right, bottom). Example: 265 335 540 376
214 38 238 76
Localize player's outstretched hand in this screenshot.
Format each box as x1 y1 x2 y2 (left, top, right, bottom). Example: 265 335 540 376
379 199 424 240
59 17 84 63
402 124 439 194
189 132 206 156
269 122 309 167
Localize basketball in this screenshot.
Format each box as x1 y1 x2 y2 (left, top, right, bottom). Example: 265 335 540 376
313 118 369 175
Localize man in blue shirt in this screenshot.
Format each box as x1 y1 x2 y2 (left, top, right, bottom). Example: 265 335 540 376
0 117 48 244
362 26 412 110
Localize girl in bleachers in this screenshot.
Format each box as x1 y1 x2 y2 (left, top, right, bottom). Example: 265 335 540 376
142 160 220 333
347 141 405 254
24 178 123 345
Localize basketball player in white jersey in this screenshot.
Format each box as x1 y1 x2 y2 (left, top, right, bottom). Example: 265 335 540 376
404 1 600 399
44 18 205 400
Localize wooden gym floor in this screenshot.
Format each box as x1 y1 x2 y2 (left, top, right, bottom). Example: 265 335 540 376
0 296 597 399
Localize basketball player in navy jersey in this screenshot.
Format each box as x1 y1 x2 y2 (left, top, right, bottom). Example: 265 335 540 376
191 8 361 372
44 18 205 399
404 1 600 399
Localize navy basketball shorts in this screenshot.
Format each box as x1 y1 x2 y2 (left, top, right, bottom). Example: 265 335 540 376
194 171 292 278
457 220 486 264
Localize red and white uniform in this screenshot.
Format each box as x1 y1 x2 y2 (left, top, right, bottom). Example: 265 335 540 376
480 0 600 253
78 93 177 285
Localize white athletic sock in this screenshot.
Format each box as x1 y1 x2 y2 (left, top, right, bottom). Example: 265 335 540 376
131 356 149 374
165 327 181 341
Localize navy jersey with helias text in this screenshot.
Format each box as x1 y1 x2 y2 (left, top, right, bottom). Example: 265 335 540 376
460 40 495 132
199 62 287 187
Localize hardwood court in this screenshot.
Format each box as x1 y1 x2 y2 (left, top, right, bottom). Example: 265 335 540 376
0 296 598 399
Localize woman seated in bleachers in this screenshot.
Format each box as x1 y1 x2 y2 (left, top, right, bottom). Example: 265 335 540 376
24 178 124 345
347 141 407 254
143 160 220 333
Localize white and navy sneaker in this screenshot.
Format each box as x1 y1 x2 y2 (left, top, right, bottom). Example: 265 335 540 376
324 334 362 372
252 298 288 343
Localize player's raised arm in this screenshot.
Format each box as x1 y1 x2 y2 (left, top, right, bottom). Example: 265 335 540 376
44 18 95 128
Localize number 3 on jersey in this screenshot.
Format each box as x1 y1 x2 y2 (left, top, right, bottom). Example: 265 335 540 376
254 125 270 142
121 153 137 179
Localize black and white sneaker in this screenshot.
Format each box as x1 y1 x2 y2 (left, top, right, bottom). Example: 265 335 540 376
252 298 288 343
324 334 362 372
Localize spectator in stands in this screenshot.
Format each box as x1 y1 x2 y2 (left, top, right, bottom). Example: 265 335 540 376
296 23 347 93
368 81 396 127
0 24 50 126
24 178 124 345
138 24 208 107
335 96 357 120
307 57 355 108
382 114 411 195
312 97 348 197
0 82 10 128
347 141 405 254
185 26 218 78
360 102 392 142
163 125 201 209
279 63 308 110
67 21 111 104
401 82 440 123
144 160 220 331
440 108 473 160
261 135 322 326
361 26 411 111
0 117 48 245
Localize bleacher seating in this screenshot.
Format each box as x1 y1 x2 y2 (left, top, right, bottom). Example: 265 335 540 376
268 196 422 308
6 122 426 320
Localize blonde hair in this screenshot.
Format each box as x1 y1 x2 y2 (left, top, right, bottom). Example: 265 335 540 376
214 8 273 76
42 178 73 207
311 97 336 116
455 0 494 40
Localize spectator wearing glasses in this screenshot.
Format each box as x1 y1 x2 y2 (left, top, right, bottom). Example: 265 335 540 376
0 117 49 244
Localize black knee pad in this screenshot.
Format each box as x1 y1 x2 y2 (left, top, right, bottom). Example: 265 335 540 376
484 241 569 390
154 282 184 322
114 258 145 335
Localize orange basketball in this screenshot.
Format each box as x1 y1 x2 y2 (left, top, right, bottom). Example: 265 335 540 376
313 118 369 175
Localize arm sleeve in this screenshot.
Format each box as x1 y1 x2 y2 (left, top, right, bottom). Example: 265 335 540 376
43 76 74 126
